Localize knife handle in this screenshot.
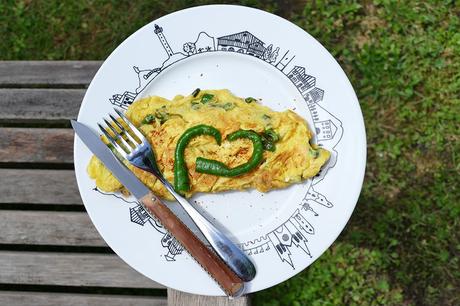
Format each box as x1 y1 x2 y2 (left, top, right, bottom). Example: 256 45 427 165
140 192 245 297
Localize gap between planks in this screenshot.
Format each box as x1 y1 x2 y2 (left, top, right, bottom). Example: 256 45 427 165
0 251 163 289
0 89 84 122
0 291 166 306
0 210 105 246
0 169 82 205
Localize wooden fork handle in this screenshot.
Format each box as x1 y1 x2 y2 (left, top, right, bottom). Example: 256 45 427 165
140 192 245 297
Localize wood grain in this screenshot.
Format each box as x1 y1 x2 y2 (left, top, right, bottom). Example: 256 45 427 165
0 251 164 288
0 211 105 246
167 289 250 306
0 169 82 204
0 89 83 121
0 60 252 305
0 291 166 306
0 61 101 86
0 128 74 163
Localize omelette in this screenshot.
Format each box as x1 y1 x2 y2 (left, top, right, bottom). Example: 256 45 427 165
87 89 330 200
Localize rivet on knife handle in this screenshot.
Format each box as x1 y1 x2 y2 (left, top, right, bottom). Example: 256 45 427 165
140 192 245 297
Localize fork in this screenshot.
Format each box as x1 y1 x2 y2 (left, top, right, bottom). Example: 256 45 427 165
99 108 256 282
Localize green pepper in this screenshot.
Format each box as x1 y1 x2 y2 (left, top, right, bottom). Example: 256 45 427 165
191 88 200 97
142 114 156 124
155 106 169 124
263 128 280 142
309 148 320 159
174 125 222 193
191 101 201 110
260 128 280 152
245 97 256 103
201 93 214 104
208 102 235 111
260 134 276 152
222 102 235 111
195 130 264 177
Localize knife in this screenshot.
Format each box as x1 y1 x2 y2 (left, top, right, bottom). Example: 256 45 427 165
71 120 245 297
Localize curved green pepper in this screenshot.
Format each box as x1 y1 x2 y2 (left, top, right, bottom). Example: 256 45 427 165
195 130 264 177
174 125 222 193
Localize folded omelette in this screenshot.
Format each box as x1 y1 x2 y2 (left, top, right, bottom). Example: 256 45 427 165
87 89 330 200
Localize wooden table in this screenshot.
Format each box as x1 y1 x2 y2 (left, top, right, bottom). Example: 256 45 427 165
0 61 250 306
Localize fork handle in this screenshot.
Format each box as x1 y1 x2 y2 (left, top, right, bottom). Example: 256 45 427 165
140 192 245 297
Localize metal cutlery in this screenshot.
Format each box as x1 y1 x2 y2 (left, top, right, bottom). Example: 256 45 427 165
72 119 247 297
97 108 256 283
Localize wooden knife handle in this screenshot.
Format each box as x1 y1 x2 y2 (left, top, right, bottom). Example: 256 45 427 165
140 192 244 297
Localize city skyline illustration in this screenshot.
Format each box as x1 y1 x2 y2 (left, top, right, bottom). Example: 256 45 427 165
101 24 344 268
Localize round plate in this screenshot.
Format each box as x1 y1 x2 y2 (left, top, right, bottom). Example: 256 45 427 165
74 5 366 296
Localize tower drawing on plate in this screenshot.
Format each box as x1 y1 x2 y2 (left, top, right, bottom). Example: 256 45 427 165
110 24 188 109
102 24 345 267
155 24 187 69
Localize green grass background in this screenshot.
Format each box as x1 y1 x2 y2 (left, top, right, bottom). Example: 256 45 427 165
2 0 459 305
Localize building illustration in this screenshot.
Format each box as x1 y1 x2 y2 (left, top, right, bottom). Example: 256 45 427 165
104 24 345 268
314 120 338 141
110 90 137 108
130 205 151 226
266 209 314 269
288 66 316 97
217 31 266 57
110 66 161 108
307 87 324 104
276 50 295 72
129 204 184 261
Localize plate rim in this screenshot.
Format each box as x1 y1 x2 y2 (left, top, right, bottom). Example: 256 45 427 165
73 4 367 295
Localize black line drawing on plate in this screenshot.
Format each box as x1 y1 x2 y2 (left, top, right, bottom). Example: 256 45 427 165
240 185 332 269
275 50 296 72
155 24 188 69
184 32 216 55
240 208 315 269
94 188 184 261
283 65 344 184
129 204 185 261
110 24 189 109
100 24 344 267
217 31 279 64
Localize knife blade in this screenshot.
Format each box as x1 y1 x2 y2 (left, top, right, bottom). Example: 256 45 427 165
72 120 149 198
71 120 245 297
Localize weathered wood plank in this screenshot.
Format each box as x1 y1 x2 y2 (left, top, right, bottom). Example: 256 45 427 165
0 169 82 204
0 61 101 86
0 128 73 163
0 211 105 246
0 89 83 121
0 251 164 288
167 289 251 306
0 291 166 306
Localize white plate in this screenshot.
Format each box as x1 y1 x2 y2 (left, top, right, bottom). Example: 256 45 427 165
74 5 366 296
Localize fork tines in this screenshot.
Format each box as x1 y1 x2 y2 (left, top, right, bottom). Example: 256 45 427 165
98 108 145 157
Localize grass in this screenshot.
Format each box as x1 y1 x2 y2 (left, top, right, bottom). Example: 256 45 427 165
2 0 459 305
